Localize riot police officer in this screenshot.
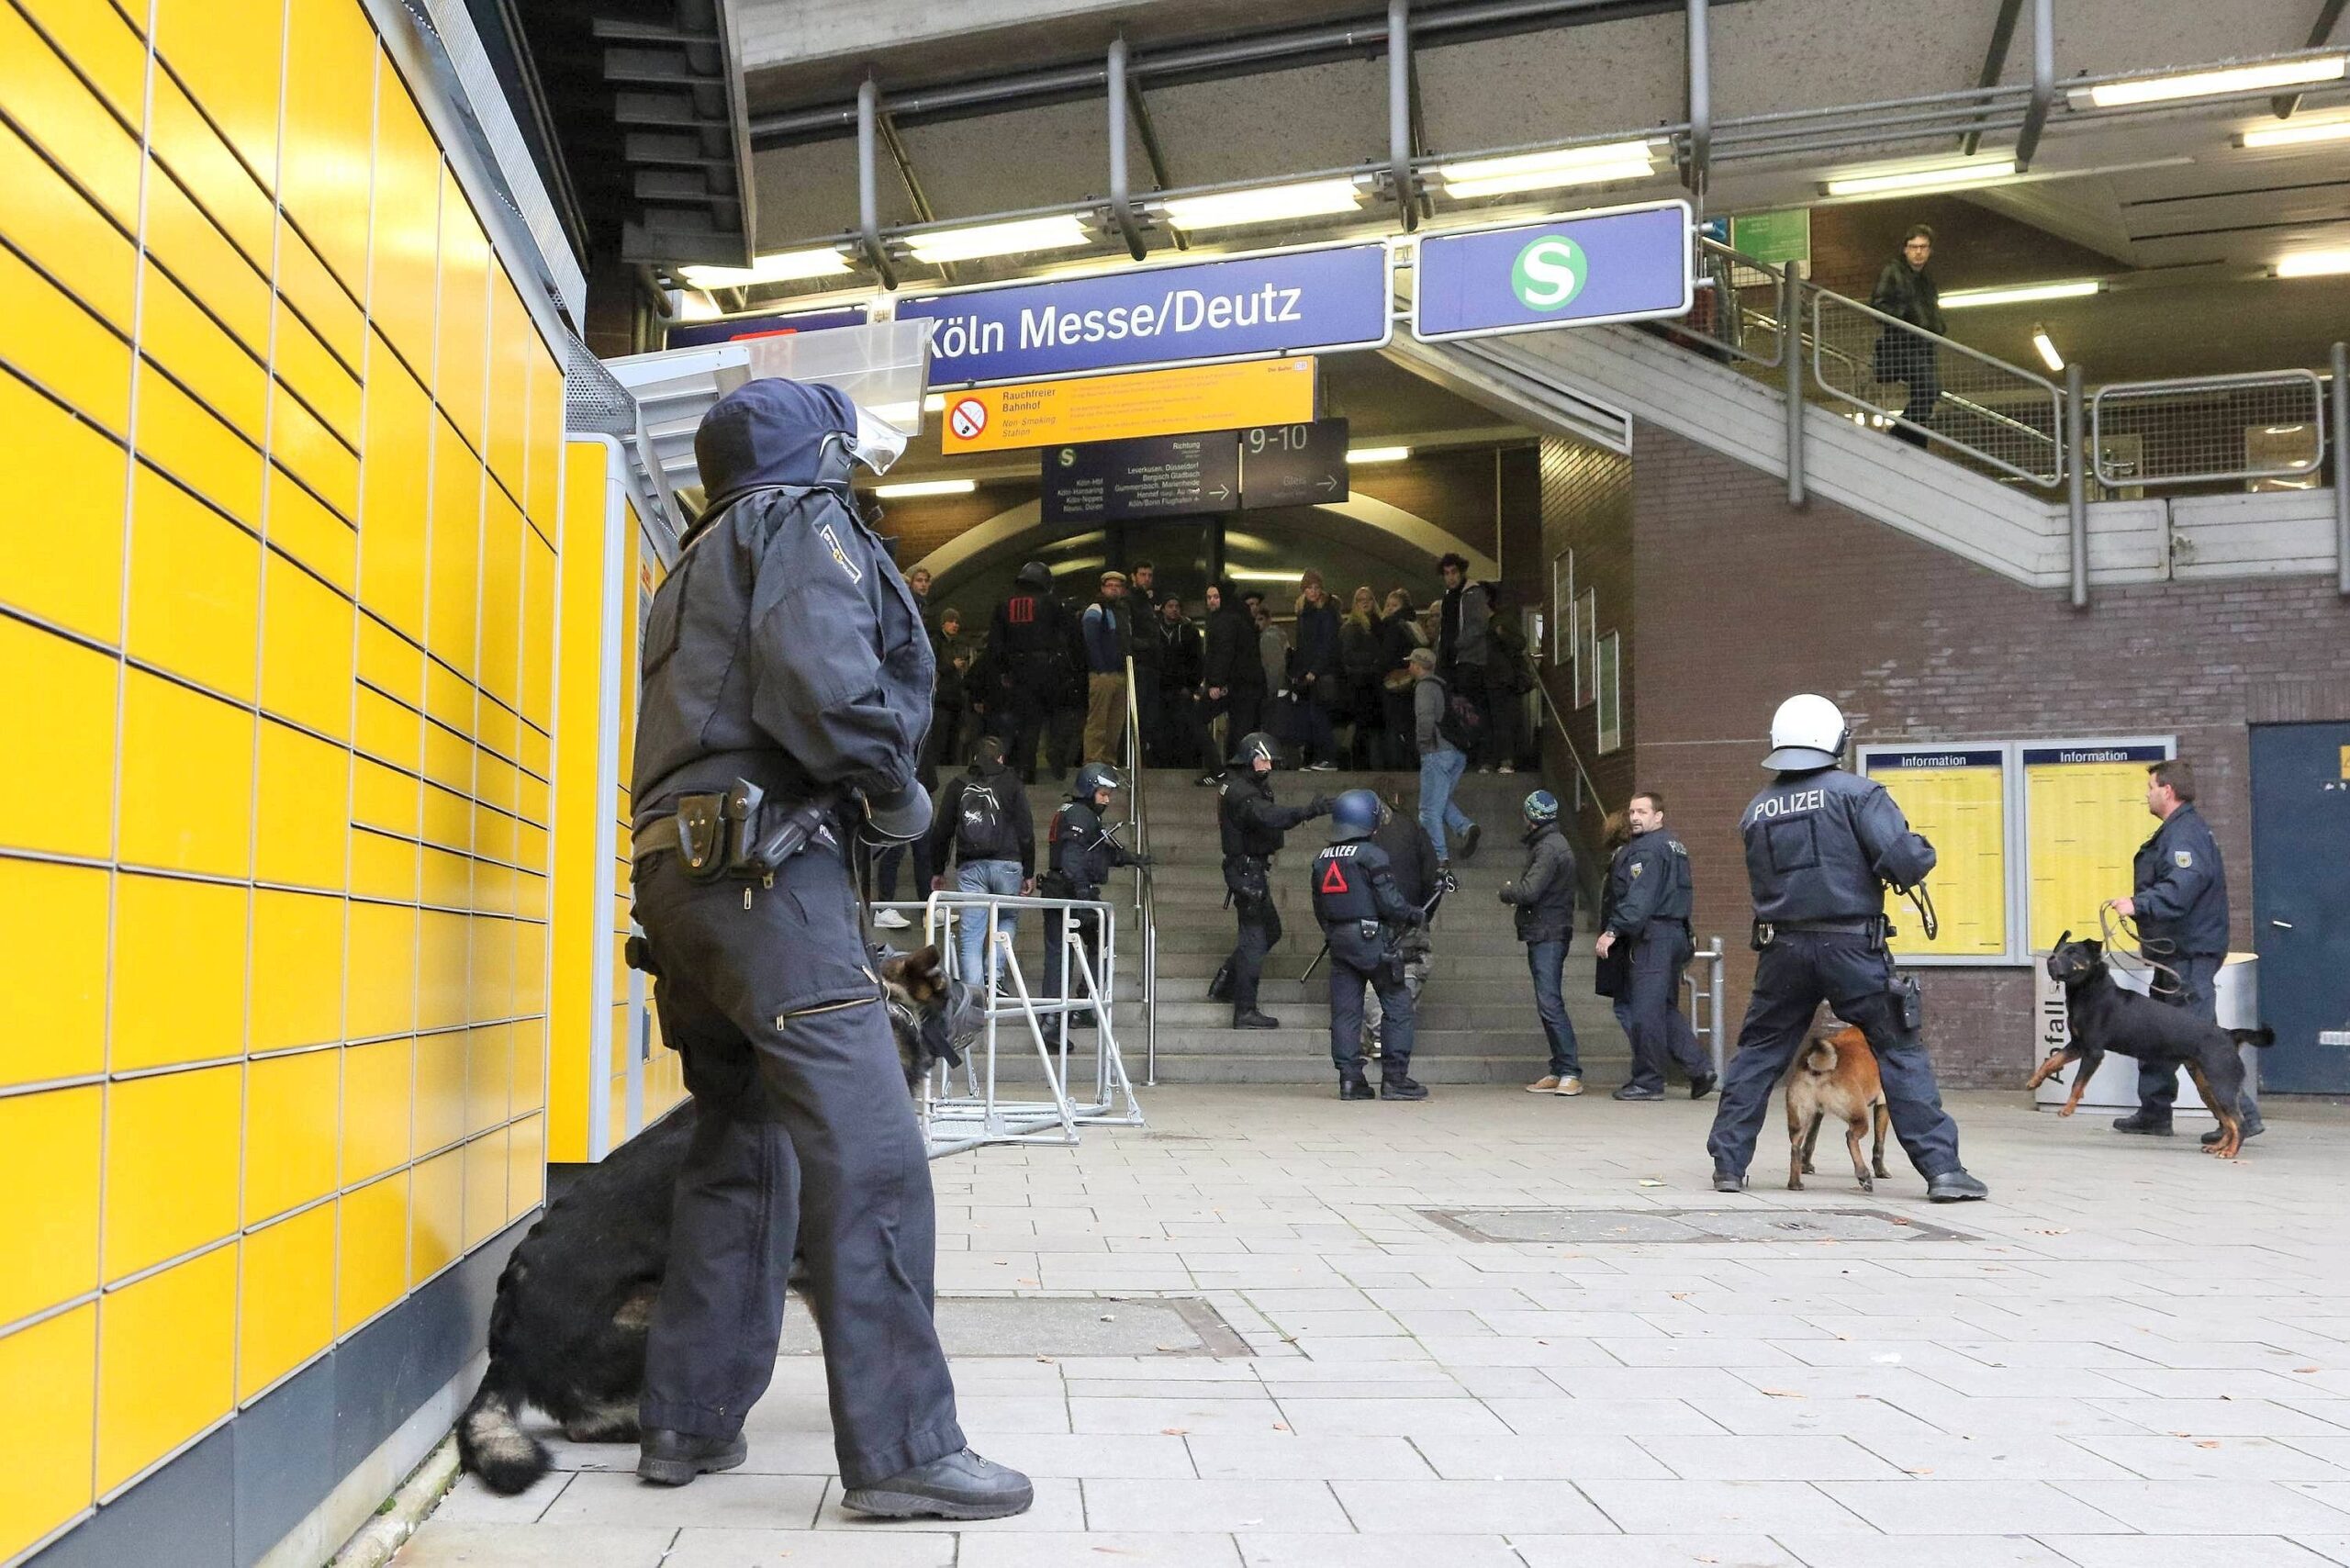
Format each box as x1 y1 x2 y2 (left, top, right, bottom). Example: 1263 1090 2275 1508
1313 790 1427 1100
1702 695 1987 1204
1212 732 1331 1028
1039 763 1148 1026
1594 790 1716 1101
627 378 1031 1518
989 561 1079 784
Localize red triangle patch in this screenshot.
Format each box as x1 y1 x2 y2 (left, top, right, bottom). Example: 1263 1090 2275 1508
1318 859 1350 895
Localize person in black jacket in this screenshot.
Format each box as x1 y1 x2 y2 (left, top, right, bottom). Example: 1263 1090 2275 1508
1497 790 1583 1096
1200 580 1263 784
1594 790 1714 1102
990 562 1079 786
1214 731 1331 1028
1039 763 1148 1027
1290 571 1342 771
1377 589 1426 770
1338 587 1388 768
1869 224 1946 450
926 737 1035 990
1153 595 1213 777
1313 790 1427 1101
1126 562 1163 762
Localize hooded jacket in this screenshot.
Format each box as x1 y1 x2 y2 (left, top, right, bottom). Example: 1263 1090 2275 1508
1202 580 1261 694
1499 820 1577 945
632 378 933 823
927 758 1035 877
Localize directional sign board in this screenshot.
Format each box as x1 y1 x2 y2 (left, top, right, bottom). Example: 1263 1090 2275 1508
1411 199 1692 343
1041 433 1240 524
1237 418 1349 510
899 241 1391 388
940 358 1316 454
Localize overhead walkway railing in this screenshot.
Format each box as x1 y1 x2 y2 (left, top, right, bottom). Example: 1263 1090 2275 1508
2092 369 2330 489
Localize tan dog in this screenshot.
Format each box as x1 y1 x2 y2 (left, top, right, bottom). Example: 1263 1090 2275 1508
1784 1021 1893 1192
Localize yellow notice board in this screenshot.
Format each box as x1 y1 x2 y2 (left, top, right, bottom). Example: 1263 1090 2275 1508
2024 742 2168 953
1860 748 2009 958
939 356 1316 454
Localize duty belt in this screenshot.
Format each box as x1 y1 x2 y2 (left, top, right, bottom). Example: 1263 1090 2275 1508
1768 917 1884 935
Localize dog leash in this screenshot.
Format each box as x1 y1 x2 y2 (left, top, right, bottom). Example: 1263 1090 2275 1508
2098 902 2183 996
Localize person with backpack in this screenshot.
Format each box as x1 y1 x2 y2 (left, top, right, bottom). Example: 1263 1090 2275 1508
927 737 1035 989
1039 763 1149 1027
1378 588 1427 769
1409 646 1482 869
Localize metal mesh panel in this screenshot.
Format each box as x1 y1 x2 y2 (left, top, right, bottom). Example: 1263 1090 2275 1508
564 331 640 436
1652 239 1785 368
1808 288 2065 487
2091 371 2328 487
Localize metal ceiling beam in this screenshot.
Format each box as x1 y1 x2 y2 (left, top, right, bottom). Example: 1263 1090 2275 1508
2015 0 2053 168
1684 0 1709 207
1962 0 2027 156
856 76 899 289
2273 0 2348 117
1107 35 1148 261
1389 0 1417 230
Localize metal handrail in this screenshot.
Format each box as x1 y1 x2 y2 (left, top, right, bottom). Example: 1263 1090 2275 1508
2089 368 2329 487
1528 669 1607 816
1658 237 1786 370
1122 652 1158 1085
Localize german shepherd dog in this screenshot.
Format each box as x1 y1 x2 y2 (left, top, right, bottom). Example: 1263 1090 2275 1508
2029 933 2273 1159
1784 1020 1893 1192
456 945 978 1494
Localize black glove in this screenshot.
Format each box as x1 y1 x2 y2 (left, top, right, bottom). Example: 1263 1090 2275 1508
1307 794 1334 817
1497 881 1516 904
1131 854 1156 869
862 782 933 845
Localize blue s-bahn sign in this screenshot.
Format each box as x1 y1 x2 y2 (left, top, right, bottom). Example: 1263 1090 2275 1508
1411 198 1692 343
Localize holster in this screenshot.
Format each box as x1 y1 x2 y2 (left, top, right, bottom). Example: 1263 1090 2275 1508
672 778 840 885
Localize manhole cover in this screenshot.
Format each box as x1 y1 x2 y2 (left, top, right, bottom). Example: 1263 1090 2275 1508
1421 1207 1972 1244
780 1295 1251 1357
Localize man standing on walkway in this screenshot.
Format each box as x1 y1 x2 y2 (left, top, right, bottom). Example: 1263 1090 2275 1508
1080 570 1131 765
1594 790 1716 1102
1500 790 1584 1098
2107 758 2260 1144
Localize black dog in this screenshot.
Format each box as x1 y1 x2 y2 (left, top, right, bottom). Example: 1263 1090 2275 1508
455 945 977 1494
2028 933 2271 1159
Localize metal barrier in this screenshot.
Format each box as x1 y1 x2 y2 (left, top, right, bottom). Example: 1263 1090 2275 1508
1807 286 2065 487
2090 369 2329 488
1655 238 1786 370
1681 935 1730 1079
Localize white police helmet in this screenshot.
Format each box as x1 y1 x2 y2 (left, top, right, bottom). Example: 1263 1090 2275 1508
1763 693 1848 771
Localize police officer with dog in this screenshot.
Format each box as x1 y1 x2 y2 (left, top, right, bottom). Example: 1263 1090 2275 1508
1212 732 1331 1029
1040 763 1148 1027
1314 790 1427 1100
2107 758 2260 1144
1702 694 1987 1203
1594 790 1717 1102
626 378 1031 1518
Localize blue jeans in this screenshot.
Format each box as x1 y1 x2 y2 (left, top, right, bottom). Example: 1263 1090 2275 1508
1417 744 1472 858
954 860 1023 986
1526 938 1582 1077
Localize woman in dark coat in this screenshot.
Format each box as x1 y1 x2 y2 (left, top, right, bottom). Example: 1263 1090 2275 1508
1869 223 1946 448
1338 585 1388 768
1377 588 1427 770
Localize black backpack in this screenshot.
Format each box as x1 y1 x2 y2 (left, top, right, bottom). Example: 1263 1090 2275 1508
1436 678 1484 751
954 779 1017 861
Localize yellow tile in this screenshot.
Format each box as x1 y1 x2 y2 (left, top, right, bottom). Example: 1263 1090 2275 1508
477 491 523 709
276 214 367 372
0 1087 101 1327
135 378 263 531
0 249 134 438
110 875 246 1074
140 261 268 443
465 1022 509 1135
2 374 126 649
272 378 361 524
423 658 473 734
116 670 253 877
433 172 489 445
102 1064 241 1282
421 846 471 912
428 419 481 678
237 1203 334 1400
141 162 272 358
519 723 550 782
0 5 143 227
147 68 274 271
250 890 344 1052
506 1111 543 1222
354 686 421 775
243 1048 338 1224
509 1014 546 1111
515 772 550 830
476 695 519 768
151 0 284 187
253 718 349 890
0 1304 97 1562
281 0 375 300
0 119 135 334
469 858 510 917
422 782 470 856
418 910 470 1033
16 0 147 125
476 753 519 815
0 859 108 1087
470 918 515 1025
520 526 557 729
347 827 418 904
408 1144 463 1284
356 611 423 709
368 58 441 379
462 1126 507 1249
273 297 363 444
352 756 420 841
421 718 472 794
485 280 532 501
341 1037 411 1183
336 1170 406 1334
514 820 549 879
523 345 565 532
96 1244 237 1494
259 553 353 739
264 469 357 595
512 921 548 1018
357 350 431 639
124 467 261 700
345 900 417 1040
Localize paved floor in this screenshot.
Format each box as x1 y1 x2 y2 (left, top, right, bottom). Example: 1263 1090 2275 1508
399 1085 2350 1568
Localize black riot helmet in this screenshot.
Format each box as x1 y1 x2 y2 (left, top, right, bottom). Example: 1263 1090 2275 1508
1015 560 1052 589
1074 763 1123 801
1228 731 1279 770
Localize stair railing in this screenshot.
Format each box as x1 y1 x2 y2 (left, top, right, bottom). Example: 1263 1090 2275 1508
1122 652 1158 1085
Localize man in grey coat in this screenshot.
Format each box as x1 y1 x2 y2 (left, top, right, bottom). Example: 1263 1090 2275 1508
1435 553 1493 767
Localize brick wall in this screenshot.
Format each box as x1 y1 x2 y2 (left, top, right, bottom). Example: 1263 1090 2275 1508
1536 435 1639 821
1629 421 2350 1087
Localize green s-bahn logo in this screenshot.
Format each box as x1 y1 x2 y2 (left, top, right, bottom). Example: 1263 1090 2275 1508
1511 234 1589 312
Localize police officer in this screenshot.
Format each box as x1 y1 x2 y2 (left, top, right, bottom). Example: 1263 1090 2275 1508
1702 694 1987 1203
1039 763 1148 1027
1314 790 1427 1100
2107 758 2258 1143
1595 790 1717 1102
1213 731 1331 1028
628 379 1031 1516
989 561 1077 785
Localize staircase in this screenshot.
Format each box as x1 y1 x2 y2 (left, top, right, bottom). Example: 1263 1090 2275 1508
890 766 1634 1088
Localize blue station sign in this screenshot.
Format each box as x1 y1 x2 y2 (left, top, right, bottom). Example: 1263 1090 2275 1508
1410 199 1693 342
896 241 1393 388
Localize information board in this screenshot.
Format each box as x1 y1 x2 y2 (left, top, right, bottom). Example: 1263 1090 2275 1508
1040 433 1240 523
939 357 1315 454
1860 747 2009 959
2023 742 2170 953
1237 418 1349 509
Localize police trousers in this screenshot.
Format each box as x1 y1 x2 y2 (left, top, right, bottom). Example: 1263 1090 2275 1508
1223 855 1281 1014
1624 923 1710 1092
633 846 964 1489
1704 932 1963 1180
2138 953 2259 1126
1327 926 1413 1079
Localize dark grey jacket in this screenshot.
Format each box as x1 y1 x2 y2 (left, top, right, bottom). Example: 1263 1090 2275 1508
1740 767 1934 924
2132 802 2227 958
1500 821 1577 945
632 379 934 825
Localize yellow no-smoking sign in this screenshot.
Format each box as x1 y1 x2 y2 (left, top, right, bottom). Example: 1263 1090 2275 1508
937 358 1315 454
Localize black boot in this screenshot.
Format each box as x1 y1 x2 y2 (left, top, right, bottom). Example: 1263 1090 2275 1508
2111 1110 2173 1136
1206 961 1234 1002
1927 1168 1988 1203
841 1448 1034 1520
1688 1072 1718 1101
1233 1008 1281 1029
637 1428 748 1485
1457 823 1483 861
1380 1070 1428 1101
1338 1074 1378 1101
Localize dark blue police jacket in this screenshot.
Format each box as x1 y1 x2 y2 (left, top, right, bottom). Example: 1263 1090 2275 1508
1740 767 1934 924
2132 802 2227 958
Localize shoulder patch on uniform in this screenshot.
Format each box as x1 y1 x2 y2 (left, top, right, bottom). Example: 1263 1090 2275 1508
816 522 864 584
1629 862 1644 878
2174 849 2193 868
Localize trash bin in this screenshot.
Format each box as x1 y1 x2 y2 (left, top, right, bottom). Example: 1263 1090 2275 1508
2032 952 2259 1116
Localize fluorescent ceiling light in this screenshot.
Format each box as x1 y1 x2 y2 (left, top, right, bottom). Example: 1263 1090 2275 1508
1346 445 1412 465
1227 567 1311 582
923 393 946 412
1940 279 2104 309
906 215 1092 265
2031 326 2065 373
1160 180 1364 231
873 478 977 498
1823 157 2019 197
1438 141 1660 197
2078 55 2344 109
2239 115 2350 149
2275 248 2350 278
673 291 723 322
677 247 852 288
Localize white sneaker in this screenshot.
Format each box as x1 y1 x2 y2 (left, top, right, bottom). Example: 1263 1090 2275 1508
872 908 912 930
1554 1076 1585 1096
1496 762 1516 775
1306 760 1338 772
1525 1075 1562 1093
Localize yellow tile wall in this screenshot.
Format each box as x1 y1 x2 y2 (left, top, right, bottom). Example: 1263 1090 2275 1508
0 0 565 1554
